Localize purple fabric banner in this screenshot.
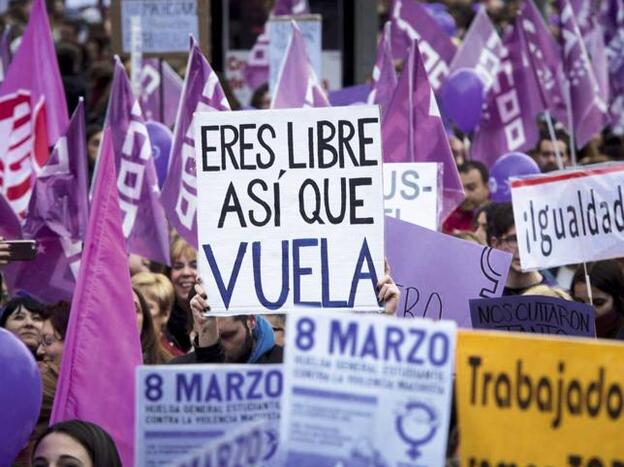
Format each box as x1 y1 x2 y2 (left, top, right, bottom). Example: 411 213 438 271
559 0 609 148
271 21 329 109
0 0 68 146
161 39 230 247
103 59 170 265
385 216 512 327
0 193 20 238
382 40 464 221
368 22 398 117
449 6 503 91
472 26 545 167
140 59 183 129
328 84 370 106
390 0 457 91
469 295 596 337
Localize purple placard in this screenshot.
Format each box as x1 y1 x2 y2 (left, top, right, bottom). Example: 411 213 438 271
469 295 596 337
385 216 511 327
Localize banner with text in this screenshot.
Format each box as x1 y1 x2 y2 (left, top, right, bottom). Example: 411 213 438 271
281 309 457 466
385 216 511 327
456 330 624 466
469 295 596 337
195 106 385 314
383 162 440 231
135 365 282 466
511 164 624 270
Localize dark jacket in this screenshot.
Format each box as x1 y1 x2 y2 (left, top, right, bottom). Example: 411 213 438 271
166 299 192 352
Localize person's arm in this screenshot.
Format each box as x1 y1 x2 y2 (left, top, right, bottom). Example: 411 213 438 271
378 259 400 315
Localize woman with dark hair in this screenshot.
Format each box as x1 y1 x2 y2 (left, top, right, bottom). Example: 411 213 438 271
571 260 624 339
38 301 71 369
0 295 46 356
32 420 122 467
133 287 172 364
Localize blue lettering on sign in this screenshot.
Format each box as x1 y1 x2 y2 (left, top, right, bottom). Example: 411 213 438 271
175 370 283 403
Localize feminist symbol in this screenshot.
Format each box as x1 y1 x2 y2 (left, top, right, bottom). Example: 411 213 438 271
395 402 439 460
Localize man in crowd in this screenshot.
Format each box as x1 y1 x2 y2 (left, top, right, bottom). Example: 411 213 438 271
443 161 490 233
532 129 569 173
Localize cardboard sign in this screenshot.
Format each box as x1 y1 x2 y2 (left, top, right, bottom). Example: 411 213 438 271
385 216 512 327
281 310 457 466
383 162 440 230
511 163 624 270
135 365 282 466
469 295 596 337
456 330 624 466
194 106 385 314
111 0 210 58
268 15 322 93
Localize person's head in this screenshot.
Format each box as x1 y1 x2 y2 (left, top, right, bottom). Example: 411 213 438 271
264 314 285 346
133 287 171 364
533 129 569 173
216 315 257 363
131 272 175 331
0 295 46 353
32 420 122 467
474 203 494 245
86 124 102 174
170 237 197 305
449 135 466 165
486 203 521 272
521 284 572 300
128 253 150 276
37 301 71 368
250 83 271 110
458 161 490 211
571 261 624 338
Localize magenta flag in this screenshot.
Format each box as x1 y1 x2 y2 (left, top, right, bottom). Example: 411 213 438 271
449 6 503 91
101 59 170 265
559 0 609 148
382 40 464 221
161 38 230 247
0 0 68 146
140 59 183 128
471 26 545 167
368 22 398 118
390 0 457 92
271 21 329 109
51 127 142 467
518 0 567 124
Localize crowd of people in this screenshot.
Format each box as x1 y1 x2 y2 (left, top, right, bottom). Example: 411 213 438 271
0 0 623 465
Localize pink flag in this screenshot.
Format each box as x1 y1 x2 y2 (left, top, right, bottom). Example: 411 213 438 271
271 21 329 109
161 38 230 247
559 0 609 148
51 127 142 467
382 40 464 221
101 59 170 265
368 22 398 118
0 0 68 146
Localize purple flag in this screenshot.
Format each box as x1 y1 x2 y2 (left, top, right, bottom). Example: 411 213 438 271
382 40 464 221
329 84 371 106
51 127 142 467
0 193 20 239
605 0 624 133
471 27 545 167
0 0 68 146
368 22 398 118
140 59 183 128
161 39 230 247
518 0 567 124
390 0 457 91
449 6 503 91
559 0 609 148
244 0 310 91
271 21 329 109
102 59 170 265
385 216 511 327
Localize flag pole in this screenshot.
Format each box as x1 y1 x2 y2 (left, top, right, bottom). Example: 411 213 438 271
543 110 564 170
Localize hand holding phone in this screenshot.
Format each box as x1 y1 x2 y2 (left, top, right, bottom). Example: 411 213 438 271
1 239 38 262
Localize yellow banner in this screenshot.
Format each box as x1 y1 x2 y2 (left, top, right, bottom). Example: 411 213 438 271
456 330 624 467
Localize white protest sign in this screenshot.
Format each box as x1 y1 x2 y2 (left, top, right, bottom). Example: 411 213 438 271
383 162 440 230
194 106 385 315
268 16 322 93
511 163 624 270
135 365 282 466
280 310 457 466
120 0 199 54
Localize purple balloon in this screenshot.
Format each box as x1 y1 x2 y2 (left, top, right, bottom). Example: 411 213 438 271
146 120 173 189
440 68 485 133
0 328 42 464
488 152 541 202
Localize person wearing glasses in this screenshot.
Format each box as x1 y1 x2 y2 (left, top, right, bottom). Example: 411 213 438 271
37 301 70 369
487 203 558 295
